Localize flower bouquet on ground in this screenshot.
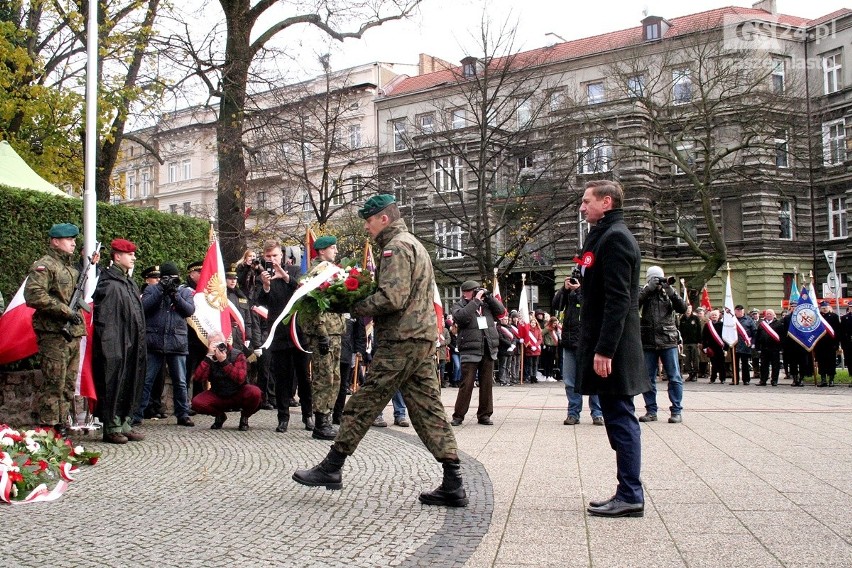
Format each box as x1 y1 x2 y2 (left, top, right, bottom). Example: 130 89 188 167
0 425 100 504
289 260 375 320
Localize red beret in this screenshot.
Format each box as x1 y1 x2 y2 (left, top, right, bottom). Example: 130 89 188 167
111 238 137 253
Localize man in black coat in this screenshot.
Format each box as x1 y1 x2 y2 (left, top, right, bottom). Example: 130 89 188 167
450 280 505 426
256 240 311 433
815 301 841 387
92 239 147 444
576 180 648 518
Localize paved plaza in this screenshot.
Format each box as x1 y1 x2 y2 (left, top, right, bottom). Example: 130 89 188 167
3 377 851 567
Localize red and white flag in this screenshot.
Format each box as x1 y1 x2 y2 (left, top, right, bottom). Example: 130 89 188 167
74 272 98 403
492 272 507 319
188 233 243 345
0 279 38 365
517 283 533 345
433 282 445 335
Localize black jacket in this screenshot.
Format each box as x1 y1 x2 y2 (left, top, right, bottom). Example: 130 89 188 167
638 281 687 350
552 286 582 351
452 294 505 363
256 265 302 351
679 314 703 344
141 284 195 354
576 209 648 397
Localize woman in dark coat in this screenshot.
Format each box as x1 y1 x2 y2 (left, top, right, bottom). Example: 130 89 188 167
576 180 649 518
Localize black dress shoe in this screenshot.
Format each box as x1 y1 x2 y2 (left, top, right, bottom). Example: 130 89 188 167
587 499 644 517
275 419 289 433
450 417 463 426
588 495 616 508
177 416 195 427
477 417 493 425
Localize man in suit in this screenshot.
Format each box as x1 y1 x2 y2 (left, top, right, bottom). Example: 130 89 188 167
576 180 649 518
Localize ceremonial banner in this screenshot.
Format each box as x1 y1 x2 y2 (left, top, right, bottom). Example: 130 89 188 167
0 279 38 365
721 273 739 346
787 285 826 351
189 235 243 345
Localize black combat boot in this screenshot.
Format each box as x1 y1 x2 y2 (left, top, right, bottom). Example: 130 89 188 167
292 446 347 490
418 462 469 507
275 417 289 433
303 415 315 431
312 412 338 440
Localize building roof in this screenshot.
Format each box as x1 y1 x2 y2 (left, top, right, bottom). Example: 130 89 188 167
384 6 818 97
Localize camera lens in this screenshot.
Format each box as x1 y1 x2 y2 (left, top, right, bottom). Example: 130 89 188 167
216 343 227 351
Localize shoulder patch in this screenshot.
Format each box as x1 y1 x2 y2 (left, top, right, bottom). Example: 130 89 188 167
383 250 393 258
35 266 46 272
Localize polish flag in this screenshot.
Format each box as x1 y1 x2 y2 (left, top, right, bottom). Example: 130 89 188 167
517 283 532 344
492 272 507 318
433 282 445 335
188 233 243 345
0 279 38 365
75 272 98 403
721 273 739 347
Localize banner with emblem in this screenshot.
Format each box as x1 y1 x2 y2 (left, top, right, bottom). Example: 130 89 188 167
787 285 826 351
188 230 243 345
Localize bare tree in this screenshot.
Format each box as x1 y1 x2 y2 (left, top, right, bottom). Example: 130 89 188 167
160 0 422 263
386 16 583 283
576 26 809 300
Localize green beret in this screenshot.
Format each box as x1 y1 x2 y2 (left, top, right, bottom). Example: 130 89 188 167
313 235 337 251
358 194 396 219
461 280 480 291
48 223 79 238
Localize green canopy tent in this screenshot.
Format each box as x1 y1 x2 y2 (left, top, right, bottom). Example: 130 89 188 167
0 141 69 197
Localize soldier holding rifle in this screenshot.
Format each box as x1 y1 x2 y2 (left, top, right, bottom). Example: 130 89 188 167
24 223 95 434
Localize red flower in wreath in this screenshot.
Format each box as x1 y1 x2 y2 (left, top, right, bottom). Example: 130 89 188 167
319 281 331 291
344 277 359 291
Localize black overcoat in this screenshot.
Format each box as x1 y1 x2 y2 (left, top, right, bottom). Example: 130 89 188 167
576 209 649 396
92 264 147 424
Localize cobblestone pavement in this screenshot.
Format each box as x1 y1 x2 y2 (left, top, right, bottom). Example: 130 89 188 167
2 375 851 567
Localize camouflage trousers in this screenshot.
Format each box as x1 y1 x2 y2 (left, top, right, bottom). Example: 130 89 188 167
305 334 341 414
335 340 459 462
35 332 81 426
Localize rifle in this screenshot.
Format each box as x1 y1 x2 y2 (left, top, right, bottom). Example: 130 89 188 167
61 242 100 341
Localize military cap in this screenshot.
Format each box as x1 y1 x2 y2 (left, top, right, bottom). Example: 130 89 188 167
735 304 744 310
142 265 161 279
313 235 337 251
160 262 180 277
225 270 237 279
749 308 759 314
357 194 395 219
461 280 480 292
48 223 79 238
819 300 830 307
187 260 204 272
111 238 136 253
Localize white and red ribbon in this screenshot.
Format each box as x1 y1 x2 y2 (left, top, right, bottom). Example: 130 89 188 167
760 320 781 343
706 321 725 349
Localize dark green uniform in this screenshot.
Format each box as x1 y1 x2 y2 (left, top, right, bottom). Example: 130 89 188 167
301 258 345 415
24 247 86 426
338 219 458 461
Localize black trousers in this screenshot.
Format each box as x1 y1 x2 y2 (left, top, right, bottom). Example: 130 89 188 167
270 348 311 423
760 350 781 384
598 394 643 504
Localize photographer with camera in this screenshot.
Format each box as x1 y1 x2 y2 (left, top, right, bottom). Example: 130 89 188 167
133 261 197 428
236 249 262 297
450 280 506 426
190 332 261 431
637 266 688 424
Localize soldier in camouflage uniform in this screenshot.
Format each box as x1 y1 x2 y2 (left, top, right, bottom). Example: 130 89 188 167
23 223 87 431
301 235 345 440
293 195 468 507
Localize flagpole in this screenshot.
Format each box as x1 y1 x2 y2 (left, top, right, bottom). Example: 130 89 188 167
809 270 818 385
83 0 98 285
519 273 526 385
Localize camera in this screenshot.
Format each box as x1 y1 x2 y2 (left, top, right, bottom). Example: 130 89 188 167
263 260 275 276
160 275 180 292
655 276 676 287
215 342 227 352
568 277 579 286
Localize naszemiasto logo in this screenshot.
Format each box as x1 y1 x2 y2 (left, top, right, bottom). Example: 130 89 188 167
722 14 837 52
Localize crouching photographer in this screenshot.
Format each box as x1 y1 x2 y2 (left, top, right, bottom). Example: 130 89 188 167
637 266 687 424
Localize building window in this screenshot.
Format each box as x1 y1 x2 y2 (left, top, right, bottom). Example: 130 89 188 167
779 200 793 240
828 196 848 239
549 91 565 112
823 51 842 95
775 130 788 168
331 179 345 206
672 68 692 105
181 159 191 180
771 58 786 94
442 285 462 311
183 201 191 215
586 82 605 104
645 22 661 40
301 189 312 211
350 175 364 201
169 204 178 214
418 113 434 134
673 141 695 174
433 156 464 192
140 171 150 197
434 221 463 259
462 62 475 78
127 174 136 199
451 108 466 130
392 119 406 152
392 176 406 203
168 162 177 183
257 190 267 210
577 211 590 248
627 75 645 98
516 99 532 127
348 124 361 149
676 215 698 246
822 119 845 165
577 137 612 174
